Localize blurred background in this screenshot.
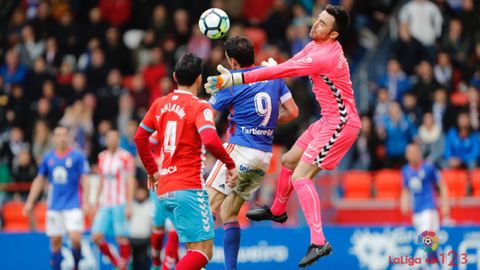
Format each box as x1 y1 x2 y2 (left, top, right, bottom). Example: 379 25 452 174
0 0 479 269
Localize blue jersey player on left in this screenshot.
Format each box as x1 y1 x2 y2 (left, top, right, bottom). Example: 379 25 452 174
206 36 299 270
24 126 90 270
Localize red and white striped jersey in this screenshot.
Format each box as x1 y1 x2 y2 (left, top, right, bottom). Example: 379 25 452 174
97 149 135 206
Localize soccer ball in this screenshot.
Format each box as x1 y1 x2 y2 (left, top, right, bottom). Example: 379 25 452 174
198 8 230 40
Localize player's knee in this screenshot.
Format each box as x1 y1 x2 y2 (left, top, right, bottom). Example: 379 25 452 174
50 237 62 251
281 153 298 170
91 233 103 245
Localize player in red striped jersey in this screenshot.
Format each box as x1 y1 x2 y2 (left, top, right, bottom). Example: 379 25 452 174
91 130 136 270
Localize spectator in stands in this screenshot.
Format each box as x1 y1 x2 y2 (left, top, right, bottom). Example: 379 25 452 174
142 47 167 95
378 102 417 168
263 0 290 50
373 88 390 127
35 97 59 129
117 94 135 136
11 150 37 197
130 74 149 118
99 0 131 27
120 120 138 157
0 49 28 91
43 37 62 71
459 0 478 39
129 184 152 270
412 60 441 112
85 48 110 93
433 51 456 90
150 5 169 42
149 77 173 106
84 7 109 41
104 27 131 74
173 9 191 46
391 23 425 75
90 120 112 163
0 77 7 132
42 80 62 114
0 127 30 169
78 38 101 71
399 0 443 62
287 23 311 56
431 87 456 131
68 73 88 105
59 100 94 151
133 30 156 71
6 85 31 130
377 59 412 103
56 58 75 102
30 1 55 39
95 69 127 124
444 111 480 169
25 57 54 102
31 120 52 164
402 92 422 126
418 112 444 166
351 115 380 170
17 24 45 67
54 11 80 56
188 25 211 60
467 86 480 130
441 18 470 65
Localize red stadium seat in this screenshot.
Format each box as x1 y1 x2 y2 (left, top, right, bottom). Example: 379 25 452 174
442 169 468 198
342 171 372 199
471 169 480 197
374 169 402 199
34 202 47 231
2 201 30 232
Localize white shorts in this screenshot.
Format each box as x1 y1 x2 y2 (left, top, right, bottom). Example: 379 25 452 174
206 143 272 201
46 208 84 236
413 209 439 234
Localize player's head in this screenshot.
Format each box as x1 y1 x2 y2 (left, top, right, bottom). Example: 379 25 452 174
310 5 350 41
173 53 203 92
224 36 254 70
105 130 120 151
53 126 70 151
405 143 422 166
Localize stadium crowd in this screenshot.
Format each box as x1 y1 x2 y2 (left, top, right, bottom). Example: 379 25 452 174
0 0 479 212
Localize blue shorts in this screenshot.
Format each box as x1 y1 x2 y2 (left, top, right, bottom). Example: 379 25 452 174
151 190 168 227
156 189 214 243
92 204 129 237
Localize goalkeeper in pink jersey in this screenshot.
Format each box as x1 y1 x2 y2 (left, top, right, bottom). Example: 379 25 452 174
205 5 361 268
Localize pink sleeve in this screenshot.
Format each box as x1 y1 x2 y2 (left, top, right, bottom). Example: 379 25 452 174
243 51 334 83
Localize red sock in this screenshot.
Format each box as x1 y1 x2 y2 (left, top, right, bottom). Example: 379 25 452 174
293 178 325 245
271 165 294 216
151 229 164 266
98 241 119 267
175 250 209 270
119 240 131 263
162 231 179 270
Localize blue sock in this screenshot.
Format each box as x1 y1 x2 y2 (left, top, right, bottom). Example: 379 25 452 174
223 221 240 270
71 247 82 269
50 250 63 270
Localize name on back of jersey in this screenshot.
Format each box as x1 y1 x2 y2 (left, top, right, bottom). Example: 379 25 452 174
248 80 268 87
159 103 186 119
240 126 274 136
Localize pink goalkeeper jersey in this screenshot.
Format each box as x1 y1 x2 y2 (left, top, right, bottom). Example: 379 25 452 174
243 40 361 128
97 149 135 206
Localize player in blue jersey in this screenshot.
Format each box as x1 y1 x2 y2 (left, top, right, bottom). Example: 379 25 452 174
206 36 299 270
23 126 90 270
400 144 450 234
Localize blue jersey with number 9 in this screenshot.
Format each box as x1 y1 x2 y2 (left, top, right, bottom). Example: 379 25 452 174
208 66 292 152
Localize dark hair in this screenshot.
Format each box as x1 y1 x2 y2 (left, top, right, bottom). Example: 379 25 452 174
325 5 350 38
224 36 254 67
174 53 202 86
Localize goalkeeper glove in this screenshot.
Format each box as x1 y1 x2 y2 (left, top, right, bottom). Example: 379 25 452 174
205 65 244 95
